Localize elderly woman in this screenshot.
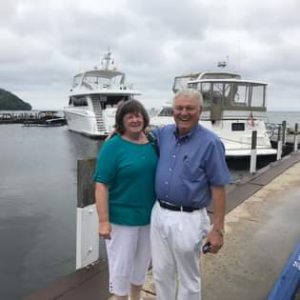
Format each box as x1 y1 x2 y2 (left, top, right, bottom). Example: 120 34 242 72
94 100 158 300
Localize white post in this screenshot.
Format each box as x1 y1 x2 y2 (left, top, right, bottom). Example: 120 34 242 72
277 125 282 160
76 204 99 269
277 141 282 160
282 121 287 145
250 130 257 174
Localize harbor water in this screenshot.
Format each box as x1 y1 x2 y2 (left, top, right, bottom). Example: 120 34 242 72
0 111 299 300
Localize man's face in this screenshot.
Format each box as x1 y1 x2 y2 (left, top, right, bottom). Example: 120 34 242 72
173 95 202 136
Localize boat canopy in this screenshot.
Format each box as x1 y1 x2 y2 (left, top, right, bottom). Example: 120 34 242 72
72 69 126 90
172 72 241 93
172 72 267 112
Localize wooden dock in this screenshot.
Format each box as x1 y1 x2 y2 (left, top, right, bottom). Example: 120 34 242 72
0 110 64 124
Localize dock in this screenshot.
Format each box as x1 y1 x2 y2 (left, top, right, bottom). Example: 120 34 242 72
24 151 300 300
0 110 65 124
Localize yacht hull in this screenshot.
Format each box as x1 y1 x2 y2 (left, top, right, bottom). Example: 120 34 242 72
150 116 277 158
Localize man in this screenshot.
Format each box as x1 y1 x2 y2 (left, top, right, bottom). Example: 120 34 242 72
151 89 231 300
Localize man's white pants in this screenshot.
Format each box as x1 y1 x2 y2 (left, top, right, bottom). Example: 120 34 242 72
150 202 210 300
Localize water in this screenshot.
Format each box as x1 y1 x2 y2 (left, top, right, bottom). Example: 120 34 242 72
0 125 101 300
0 111 299 300
266 111 300 126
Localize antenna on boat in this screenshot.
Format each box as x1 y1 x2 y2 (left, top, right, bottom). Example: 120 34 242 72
100 48 113 70
217 56 229 69
217 61 227 68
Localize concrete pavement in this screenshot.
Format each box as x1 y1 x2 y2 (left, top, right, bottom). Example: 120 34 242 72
141 161 300 299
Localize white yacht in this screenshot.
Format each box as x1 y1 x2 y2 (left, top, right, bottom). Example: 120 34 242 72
150 71 277 157
64 52 140 137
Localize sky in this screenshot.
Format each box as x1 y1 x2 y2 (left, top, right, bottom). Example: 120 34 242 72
1 0 300 111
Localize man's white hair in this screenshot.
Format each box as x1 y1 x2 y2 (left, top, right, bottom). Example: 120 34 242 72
173 89 203 107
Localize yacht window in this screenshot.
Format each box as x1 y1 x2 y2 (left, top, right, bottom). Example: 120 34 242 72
173 77 192 92
158 107 173 116
187 82 198 89
234 84 248 105
83 74 124 89
106 95 129 106
201 83 212 107
212 83 224 105
72 97 88 106
72 75 81 88
232 123 245 131
251 85 265 107
223 83 233 107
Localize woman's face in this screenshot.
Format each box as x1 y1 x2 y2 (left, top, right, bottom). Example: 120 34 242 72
122 112 144 134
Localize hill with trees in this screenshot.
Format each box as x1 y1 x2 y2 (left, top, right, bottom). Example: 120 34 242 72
0 88 32 110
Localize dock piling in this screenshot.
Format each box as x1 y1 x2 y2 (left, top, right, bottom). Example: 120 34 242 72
282 120 287 145
250 130 257 174
76 159 100 270
293 123 299 152
277 125 283 161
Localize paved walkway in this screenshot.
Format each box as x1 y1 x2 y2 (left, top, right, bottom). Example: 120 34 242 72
140 161 300 299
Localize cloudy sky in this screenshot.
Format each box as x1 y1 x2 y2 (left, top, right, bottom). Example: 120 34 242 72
1 0 300 111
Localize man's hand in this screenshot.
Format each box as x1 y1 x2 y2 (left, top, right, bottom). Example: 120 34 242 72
105 129 116 141
99 221 112 240
205 228 224 254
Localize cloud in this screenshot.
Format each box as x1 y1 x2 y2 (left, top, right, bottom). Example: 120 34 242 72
0 0 299 110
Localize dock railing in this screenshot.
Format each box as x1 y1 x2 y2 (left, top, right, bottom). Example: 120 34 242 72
250 121 300 173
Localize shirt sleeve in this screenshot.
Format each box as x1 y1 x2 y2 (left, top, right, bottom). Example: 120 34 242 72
93 140 118 185
204 139 231 186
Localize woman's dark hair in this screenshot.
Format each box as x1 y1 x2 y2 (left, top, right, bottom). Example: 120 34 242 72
115 99 150 134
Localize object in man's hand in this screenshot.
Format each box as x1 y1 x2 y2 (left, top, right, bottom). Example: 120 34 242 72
202 242 211 254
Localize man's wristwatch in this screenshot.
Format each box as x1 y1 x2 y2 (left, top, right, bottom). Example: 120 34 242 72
214 228 225 237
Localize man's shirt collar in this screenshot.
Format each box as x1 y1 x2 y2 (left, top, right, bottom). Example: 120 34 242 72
173 124 200 141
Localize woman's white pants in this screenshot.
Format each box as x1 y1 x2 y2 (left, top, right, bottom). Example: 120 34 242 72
150 202 210 300
105 224 151 296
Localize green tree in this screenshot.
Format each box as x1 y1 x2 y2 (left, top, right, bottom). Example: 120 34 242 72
0 88 32 110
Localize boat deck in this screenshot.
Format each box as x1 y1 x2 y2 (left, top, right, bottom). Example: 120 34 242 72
24 151 300 300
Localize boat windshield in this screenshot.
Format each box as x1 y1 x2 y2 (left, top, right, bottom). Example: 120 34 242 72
72 75 82 88
83 73 124 90
172 72 241 93
91 95 131 109
173 74 199 92
188 81 266 111
72 71 125 90
158 106 173 116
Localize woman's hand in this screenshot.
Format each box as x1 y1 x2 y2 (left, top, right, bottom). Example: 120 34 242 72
99 221 112 240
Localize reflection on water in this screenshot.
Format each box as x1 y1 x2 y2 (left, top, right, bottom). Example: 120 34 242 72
0 125 102 300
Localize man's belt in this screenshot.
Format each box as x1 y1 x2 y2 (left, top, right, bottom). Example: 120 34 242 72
158 199 204 213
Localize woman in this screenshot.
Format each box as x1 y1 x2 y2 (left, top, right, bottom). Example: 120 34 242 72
94 100 158 300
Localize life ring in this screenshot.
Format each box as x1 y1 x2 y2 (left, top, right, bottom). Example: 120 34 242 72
247 113 257 127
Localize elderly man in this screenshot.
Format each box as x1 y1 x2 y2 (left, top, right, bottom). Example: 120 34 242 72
150 89 231 300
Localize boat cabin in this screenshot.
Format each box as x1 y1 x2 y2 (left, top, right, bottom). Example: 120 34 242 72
71 69 127 92
68 94 132 109
172 72 267 113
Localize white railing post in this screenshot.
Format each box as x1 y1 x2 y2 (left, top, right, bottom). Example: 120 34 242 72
250 130 257 174
277 125 282 161
76 204 99 269
76 159 101 269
